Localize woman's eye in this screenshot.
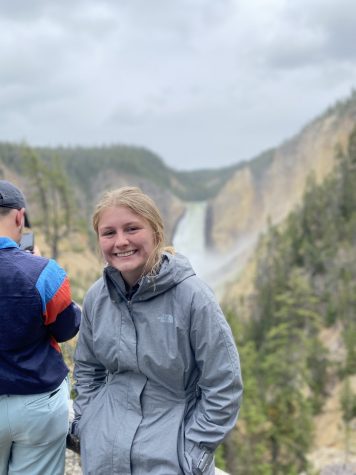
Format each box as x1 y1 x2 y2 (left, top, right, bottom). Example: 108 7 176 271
127 227 138 233
101 230 115 237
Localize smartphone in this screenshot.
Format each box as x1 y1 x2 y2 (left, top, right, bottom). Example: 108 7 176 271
20 231 35 252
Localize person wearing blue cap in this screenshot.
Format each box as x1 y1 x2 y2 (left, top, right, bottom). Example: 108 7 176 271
0 180 81 475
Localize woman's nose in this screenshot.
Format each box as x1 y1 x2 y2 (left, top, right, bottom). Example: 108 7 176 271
114 232 129 247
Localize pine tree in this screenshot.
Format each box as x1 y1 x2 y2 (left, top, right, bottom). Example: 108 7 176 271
22 146 73 259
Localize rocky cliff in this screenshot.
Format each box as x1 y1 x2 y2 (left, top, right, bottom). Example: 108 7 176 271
207 95 356 253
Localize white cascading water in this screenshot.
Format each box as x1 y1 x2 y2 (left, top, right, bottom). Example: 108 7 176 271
173 201 209 278
173 201 257 295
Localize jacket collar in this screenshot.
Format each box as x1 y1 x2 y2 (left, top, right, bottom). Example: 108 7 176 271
103 252 195 302
0 236 19 250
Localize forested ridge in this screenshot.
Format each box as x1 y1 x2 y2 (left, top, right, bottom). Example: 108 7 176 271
0 141 246 258
222 129 356 474
0 141 243 202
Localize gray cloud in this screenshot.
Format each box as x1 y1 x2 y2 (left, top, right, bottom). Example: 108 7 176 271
0 0 355 169
264 0 356 69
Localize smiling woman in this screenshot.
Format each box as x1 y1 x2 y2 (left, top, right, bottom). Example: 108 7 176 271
92 186 170 286
97 206 156 287
70 186 243 475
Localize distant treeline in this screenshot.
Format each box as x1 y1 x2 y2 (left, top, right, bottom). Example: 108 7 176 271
0 141 249 201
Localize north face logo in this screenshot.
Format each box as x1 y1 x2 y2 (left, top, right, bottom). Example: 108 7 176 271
157 314 174 323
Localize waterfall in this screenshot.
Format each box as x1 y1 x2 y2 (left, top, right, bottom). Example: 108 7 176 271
172 201 229 287
173 201 258 293
173 201 208 277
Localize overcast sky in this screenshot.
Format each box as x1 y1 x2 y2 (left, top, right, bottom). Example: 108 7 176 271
1 0 356 170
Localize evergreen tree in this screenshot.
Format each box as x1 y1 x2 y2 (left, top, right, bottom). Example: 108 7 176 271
225 127 356 473
22 146 73 259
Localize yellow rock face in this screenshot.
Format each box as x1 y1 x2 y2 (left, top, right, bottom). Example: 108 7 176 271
208 107 356 253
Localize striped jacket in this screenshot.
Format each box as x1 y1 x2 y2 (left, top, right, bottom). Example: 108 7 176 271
0 236 81 395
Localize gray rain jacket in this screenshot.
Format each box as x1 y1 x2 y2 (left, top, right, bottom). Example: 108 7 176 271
73 253 243 475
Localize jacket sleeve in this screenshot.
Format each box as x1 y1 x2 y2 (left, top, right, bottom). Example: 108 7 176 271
72 294 107 434
185 288 243 472
36 259 81 342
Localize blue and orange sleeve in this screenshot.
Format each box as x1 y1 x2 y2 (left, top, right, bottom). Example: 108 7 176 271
36 259 81 344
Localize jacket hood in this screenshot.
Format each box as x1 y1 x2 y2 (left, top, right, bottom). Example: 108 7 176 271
104 252 196 302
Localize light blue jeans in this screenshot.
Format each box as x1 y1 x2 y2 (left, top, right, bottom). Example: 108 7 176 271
0 378 69 475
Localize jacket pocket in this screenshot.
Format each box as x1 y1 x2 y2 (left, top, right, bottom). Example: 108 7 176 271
77 386 106 437
184 439 214 475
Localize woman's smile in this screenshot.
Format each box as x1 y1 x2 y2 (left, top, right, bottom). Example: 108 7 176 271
114 250 136 257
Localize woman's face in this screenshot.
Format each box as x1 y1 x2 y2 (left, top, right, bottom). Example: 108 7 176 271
97 206 156 287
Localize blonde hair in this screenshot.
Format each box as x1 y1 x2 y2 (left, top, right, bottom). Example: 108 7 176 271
93 186 174 276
